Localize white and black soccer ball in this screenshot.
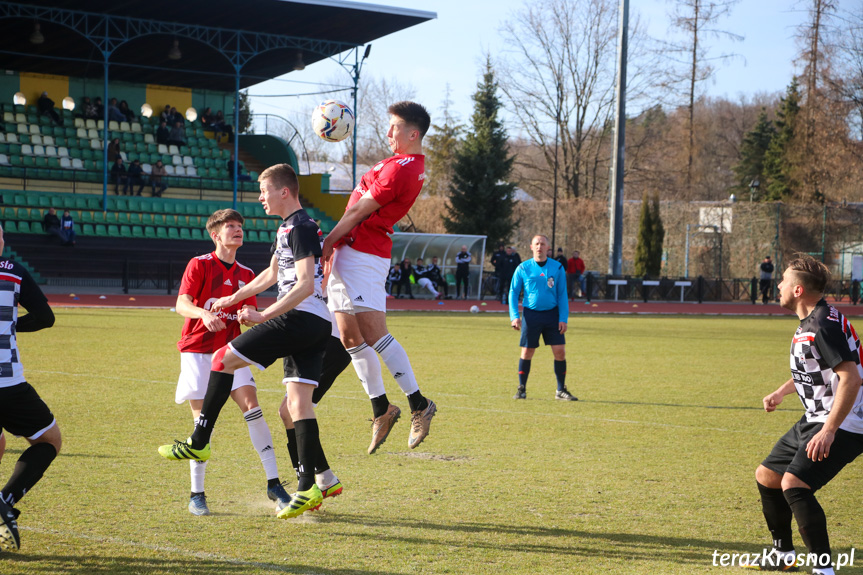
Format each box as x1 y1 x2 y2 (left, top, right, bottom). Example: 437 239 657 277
311 100 355 142
469 305 479 314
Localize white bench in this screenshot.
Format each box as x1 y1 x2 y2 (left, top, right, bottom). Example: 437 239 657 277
674 281 692 303
608 279 627 301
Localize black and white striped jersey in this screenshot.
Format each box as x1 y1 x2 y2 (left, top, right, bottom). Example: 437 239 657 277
0 259 50 388
270 208 329 321
790 299 863 433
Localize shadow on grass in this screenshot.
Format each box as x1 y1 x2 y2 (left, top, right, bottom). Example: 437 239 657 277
2 553 399 575
321 513 755 566
578 399 800 411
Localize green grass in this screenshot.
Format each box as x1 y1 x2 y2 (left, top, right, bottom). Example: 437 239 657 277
4 309 862 574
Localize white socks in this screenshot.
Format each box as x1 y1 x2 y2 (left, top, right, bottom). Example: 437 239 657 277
347 342 386 398
244 407 279 481
190 460 207 493
373 334 419 395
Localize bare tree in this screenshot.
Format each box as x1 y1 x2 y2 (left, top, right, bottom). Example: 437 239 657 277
663 0 741 191
354 72 416 165
423 85 463 196
499 0 657 200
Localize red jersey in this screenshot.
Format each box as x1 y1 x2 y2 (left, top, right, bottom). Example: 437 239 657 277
177 252 257 353
338 154 425 258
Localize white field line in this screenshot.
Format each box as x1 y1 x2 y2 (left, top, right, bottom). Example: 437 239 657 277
28 370 771 435
21 526 322 574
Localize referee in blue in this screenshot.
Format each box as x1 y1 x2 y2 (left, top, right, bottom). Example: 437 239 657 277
509 234 576 401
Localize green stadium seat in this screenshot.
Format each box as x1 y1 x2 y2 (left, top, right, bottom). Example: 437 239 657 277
140 213 154 225
82 223 95 236
131 225 145 238
168 227 180 240
152 213 166 226
17 221 31 233
119 225 133 238
128 213 142 225
191 228 204 241
246 230 260 242
4 221 17 233
79 211 94 224
156 226 169 239
180 227 191 240
107 224 120 236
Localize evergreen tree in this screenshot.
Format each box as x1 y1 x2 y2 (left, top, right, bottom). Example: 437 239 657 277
763 80 801 200
634 193 654 277
424 87 463 196
732 109 775 198
237 90 253 134
634 193 664 277
648 194 665 276
443 58 517 247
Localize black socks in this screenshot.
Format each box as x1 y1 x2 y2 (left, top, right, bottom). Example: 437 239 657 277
757 482 794 552
1 443 58 506
190 371 233 449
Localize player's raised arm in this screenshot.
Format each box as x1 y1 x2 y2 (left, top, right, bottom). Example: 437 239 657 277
213 254 278 312
762 378 795 412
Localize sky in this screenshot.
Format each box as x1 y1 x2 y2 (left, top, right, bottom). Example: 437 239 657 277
248 0 811 134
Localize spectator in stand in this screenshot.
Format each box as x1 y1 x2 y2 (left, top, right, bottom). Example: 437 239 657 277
567 250 586 299
213 111 233 140
160 105 173 124
107 138 122 163
150 160 168 197
42 207 64 243
167 121 186 147
81 97 97 120
413 258 442 299
227 153 251 181
110 157 128 194
37 92 63 126
387 263 401 296
156 120 171 145
455 245 471 299
169 107 185 126
396 258 414 299
500 246 522 305
107 98 126 123
555 247 568 269
118 100 136 123
200 107 215 129
94 97 104 120
61 209 76 246
125 159 146 196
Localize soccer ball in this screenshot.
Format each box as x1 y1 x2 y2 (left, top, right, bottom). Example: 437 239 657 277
311 100 354 142
470 305 479 314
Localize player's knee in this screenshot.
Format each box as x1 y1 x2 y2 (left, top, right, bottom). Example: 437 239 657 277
212 345 230 372
781 472 810 491
278 397 293 426
33 425 62 456
755 465 781 488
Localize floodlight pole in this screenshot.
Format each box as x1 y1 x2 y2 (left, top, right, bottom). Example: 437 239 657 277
608 0 629 275
350 45 371 190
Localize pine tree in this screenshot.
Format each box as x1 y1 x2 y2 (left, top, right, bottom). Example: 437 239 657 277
634 193 654 277
237 90 253 134
424 87 463 196
648 194 665 276
443 58 517 247
732 109 775 197
763 80 801 200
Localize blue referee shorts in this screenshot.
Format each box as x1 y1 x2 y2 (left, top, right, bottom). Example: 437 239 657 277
520 307 565 348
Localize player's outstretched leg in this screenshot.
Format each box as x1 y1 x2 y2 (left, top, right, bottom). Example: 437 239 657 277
277 418 324 519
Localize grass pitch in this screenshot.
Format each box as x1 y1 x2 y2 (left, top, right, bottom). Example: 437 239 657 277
2 308 862 574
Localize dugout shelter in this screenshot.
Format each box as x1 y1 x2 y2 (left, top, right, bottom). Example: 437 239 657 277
392 233 487 300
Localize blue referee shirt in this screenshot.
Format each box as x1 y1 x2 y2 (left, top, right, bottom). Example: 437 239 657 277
509 258 569 323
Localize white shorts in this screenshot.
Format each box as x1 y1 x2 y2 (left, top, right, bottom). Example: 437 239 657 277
328 244 390 313
175 352 256 404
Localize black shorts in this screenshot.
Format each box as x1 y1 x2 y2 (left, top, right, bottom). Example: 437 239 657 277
520 307 566 348
230 310 330 385
761 415 863 491
0 382 56 440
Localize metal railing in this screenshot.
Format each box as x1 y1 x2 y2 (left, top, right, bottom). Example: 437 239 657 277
249 114 310 175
